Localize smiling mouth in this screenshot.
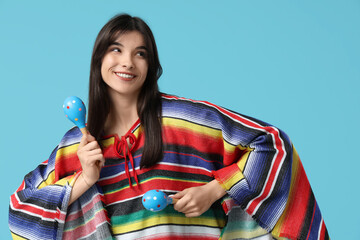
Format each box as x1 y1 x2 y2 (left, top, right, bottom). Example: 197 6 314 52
115 72 136 80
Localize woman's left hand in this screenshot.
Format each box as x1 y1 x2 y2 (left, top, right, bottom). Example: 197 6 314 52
171 180 226 217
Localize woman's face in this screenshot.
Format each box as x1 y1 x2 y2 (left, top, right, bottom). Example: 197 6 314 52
101 31 149 99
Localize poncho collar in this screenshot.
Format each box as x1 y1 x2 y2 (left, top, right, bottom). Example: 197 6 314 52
111 119 141 188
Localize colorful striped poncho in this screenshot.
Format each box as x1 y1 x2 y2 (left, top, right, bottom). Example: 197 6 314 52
9 94 329 240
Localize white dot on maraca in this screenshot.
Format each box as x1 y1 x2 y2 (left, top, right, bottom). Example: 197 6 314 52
153 197 157 200
150 208 154 211
72 100 76 103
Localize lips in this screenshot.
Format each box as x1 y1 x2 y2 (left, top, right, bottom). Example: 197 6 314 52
115 72 136 81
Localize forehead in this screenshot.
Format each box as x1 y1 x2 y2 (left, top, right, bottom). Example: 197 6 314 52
112 31 146 47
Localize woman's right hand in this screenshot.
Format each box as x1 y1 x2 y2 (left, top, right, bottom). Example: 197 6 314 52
77 133 105 186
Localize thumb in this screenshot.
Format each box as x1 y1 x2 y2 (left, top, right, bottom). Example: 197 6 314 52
86 133 96 142
170 189 187 199
79 134 89 148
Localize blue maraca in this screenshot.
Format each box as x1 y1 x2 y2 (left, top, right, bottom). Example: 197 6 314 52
142 190 178 212
63 96 87 134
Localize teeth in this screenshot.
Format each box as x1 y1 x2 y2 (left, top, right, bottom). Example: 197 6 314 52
116 73 135 78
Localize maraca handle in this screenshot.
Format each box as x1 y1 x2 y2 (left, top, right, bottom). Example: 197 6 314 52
169 197 178 204
79 127 87 135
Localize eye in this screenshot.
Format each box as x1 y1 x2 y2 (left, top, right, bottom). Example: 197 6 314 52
111 47 121 52
137 51 147 58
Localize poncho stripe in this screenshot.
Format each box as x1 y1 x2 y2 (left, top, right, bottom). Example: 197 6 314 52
9 94 329 240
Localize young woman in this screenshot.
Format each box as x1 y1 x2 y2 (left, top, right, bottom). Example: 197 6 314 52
9 14 329 240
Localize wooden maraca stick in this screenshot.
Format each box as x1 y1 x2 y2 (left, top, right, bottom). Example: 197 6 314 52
63 96 87 135
79 128 88 135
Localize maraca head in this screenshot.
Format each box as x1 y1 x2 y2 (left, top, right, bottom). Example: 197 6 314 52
63 96 86 129
142 190 173 212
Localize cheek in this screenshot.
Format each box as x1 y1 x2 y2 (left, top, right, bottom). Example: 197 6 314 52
101 56 113 78
102 55 116 70
100 64 107 81
144 65 149 77
140 62 149 77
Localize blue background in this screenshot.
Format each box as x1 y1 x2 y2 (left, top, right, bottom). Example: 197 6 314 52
1 1 359 239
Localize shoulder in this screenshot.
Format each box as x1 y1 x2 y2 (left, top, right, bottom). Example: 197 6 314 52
160 93 247 120
160 93 275 129
160 93 247 130
161 93 221 113
58 126 83 149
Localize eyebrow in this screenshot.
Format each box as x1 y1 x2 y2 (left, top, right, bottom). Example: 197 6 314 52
110 42 148 51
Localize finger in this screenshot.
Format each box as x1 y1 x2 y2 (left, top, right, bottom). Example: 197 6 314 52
100 157 106 167
87 154 105 165
86 148 103 156
79 134 97 149
185 211 201 218
171 191 186 199
179 203 197 213
180 199 204 214
82 141 101 151
174 196 192 212
86 133 96 142
171 191 185 210
78 134 88 148
80 154 103 167
94 156 106 168
173 200 185 212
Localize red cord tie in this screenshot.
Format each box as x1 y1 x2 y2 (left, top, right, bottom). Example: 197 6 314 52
114 132 139 188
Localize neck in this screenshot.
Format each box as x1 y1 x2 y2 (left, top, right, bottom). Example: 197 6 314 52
104 89 140 136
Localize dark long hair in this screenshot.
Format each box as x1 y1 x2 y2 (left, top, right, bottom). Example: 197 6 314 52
87 14 163 168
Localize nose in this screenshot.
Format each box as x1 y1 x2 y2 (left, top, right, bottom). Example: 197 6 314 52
120 53 134 69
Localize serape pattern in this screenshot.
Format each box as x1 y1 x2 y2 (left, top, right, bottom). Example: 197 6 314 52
9 94 329 239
